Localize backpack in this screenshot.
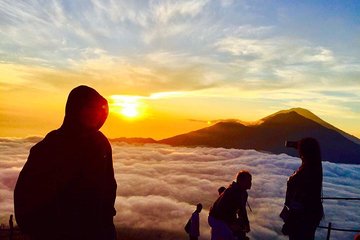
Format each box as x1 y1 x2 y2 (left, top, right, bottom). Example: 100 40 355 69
184 218 191 233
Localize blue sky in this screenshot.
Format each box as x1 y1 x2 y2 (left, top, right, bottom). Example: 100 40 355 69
0 0 359 138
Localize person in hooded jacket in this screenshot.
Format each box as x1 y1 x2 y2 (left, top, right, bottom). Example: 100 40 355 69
208 170 252 240
281 137 323 240
14 85 117 240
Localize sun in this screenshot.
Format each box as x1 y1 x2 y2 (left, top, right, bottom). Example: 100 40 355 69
110 95 142 119
121 102 139 118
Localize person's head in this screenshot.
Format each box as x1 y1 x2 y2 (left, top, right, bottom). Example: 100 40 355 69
196 203 203 213
218 186 226 195
62 85 108 132
298 137 321 165
236 170 252 190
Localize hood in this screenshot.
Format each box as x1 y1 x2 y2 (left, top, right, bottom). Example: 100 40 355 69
60 85 108 134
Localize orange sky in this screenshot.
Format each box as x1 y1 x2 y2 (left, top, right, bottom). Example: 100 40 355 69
1 83 359 140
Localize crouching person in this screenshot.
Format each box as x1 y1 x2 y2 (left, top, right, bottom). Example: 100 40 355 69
208 170 252 240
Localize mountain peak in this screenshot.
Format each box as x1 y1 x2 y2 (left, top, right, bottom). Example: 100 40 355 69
159 108 360 164
262 107 314 121
262 108 360 144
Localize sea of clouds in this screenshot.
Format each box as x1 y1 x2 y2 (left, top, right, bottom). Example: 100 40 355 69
0 138 359 239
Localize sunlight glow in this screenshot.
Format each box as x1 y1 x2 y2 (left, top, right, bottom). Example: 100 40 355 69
110 95 142 119
109 92 186 119
121 103 138 118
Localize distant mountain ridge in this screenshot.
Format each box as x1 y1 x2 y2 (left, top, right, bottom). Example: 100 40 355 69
111 108 360 164
111 137 157 144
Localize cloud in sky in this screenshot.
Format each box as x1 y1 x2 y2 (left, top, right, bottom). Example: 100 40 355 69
1 138 359 239
1 1 359 91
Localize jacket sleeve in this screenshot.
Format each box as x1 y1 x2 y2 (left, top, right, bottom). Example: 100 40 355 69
87 132 117 222
104 143 117 218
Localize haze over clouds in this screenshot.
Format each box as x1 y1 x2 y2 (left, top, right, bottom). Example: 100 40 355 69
1 138 359 239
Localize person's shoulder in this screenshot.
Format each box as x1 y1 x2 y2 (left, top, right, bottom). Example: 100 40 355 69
25 131 61 161
30 130 58 149
93 131 109 142
223 182 237 197
45 129 62 139
95 130 107 139
227 181 237 190
90 131 111 149
191 211 199 218
288 169 301 180
229 183 247 199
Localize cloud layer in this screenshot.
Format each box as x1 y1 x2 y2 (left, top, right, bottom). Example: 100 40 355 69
1 138 359 239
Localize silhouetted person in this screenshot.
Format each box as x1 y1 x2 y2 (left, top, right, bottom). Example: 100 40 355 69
281 137 323 240
14 85 117 240
9 214 13 240
188 203 203 240
208 170 252 240
218 186 226 195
